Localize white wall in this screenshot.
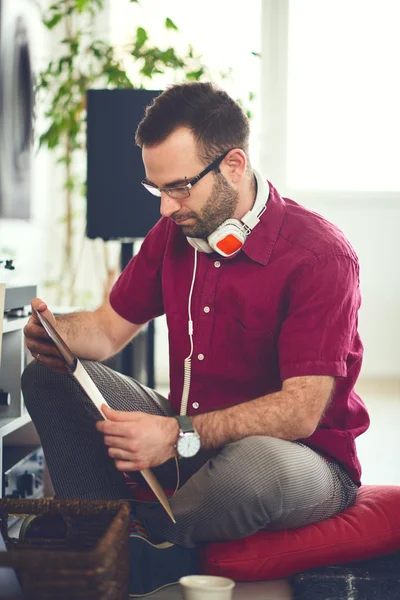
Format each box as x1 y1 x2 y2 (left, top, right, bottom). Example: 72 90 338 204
259 0 400 380
0 0 62 294
293 200 399 379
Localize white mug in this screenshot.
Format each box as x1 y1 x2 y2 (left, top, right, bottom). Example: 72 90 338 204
179 575 235 600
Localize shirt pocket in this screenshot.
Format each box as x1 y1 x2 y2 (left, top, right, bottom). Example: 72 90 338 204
227 319 275 380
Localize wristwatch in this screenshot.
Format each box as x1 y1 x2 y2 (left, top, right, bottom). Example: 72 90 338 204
174 415 201 458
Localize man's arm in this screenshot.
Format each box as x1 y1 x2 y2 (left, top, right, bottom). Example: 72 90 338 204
55 301 144 360
191 375 334 449
24 298 143 370
96 375 334 471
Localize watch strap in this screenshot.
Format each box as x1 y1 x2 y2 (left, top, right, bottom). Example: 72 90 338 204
175 415 195 434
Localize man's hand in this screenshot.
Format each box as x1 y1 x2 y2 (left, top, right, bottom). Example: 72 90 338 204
96 406 179 471
24 298 68 373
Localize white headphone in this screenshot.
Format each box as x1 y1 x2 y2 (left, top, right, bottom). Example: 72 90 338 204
186 170 269 257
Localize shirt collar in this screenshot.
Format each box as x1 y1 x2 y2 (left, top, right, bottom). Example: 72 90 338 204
242 171 287 266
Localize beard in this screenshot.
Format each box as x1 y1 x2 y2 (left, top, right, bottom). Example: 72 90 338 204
173 174 239 239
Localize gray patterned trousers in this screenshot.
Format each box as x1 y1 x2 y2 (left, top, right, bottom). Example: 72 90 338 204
21 360 358 548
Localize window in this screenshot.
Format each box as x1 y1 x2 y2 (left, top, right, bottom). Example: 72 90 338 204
261 0 400 195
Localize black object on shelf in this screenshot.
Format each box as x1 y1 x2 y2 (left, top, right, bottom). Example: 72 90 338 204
3 446 44 500
0 390 11 406
0 259 15 270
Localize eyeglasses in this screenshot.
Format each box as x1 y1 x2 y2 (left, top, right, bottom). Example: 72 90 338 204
141 149 232 200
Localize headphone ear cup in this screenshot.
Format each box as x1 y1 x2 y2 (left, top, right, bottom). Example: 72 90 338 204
186 218 247 257
208 220 246 257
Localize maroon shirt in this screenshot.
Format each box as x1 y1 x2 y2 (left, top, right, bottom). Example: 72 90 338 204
110 181 369 484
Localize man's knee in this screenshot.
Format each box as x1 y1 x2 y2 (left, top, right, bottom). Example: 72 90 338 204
22 359 44 391
217 436 288 493
21 360 66 407
220 436 303 501
224 435 295 473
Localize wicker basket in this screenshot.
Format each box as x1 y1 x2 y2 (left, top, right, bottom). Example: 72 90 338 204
0 498 130 600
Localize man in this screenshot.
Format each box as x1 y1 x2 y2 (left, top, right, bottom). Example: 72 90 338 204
22 81 369 594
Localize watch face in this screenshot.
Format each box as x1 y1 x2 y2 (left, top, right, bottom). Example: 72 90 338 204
177 433 201 458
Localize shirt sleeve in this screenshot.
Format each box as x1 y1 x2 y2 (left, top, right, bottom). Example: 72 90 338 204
278 252 362 381
109 218 170 324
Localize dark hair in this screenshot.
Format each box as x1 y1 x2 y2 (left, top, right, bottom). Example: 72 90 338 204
135 82 250 165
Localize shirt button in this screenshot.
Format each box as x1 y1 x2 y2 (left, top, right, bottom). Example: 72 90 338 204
197 353 205 361
192 402 199 409
214 261 221 268
203 306 210 313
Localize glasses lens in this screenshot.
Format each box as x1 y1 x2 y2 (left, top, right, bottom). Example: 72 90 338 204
142 182 161 197
166 187 190 200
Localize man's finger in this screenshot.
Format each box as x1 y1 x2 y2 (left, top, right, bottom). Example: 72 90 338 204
30 298 58 329
33 355 69 373
24 322 52 342
31 297 47 311
30 298 51 321
103 435 131 449
101 405 140 421
26 322 50 337
27 339 62 356
29 347 65 362
114 460 139 472
96 420 134 436
108 447 133 460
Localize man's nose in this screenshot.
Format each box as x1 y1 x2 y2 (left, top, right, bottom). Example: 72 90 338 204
160 192 181 218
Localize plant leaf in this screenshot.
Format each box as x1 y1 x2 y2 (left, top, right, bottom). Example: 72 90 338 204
135 27 148 50
186 68 204 81
44 13 63 29
165 17 178 31
74 0 103 12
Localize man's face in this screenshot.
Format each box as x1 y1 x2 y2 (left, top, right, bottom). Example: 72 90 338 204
142 127 239 239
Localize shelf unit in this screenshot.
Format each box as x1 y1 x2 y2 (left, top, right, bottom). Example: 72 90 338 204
0 283 41 499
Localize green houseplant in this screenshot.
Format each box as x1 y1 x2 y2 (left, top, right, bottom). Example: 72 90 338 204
36 0 211 306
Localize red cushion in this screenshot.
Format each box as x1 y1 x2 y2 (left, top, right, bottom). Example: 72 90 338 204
199 485 400 581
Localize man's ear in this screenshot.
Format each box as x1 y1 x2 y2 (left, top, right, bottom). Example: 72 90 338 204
222 149 247 184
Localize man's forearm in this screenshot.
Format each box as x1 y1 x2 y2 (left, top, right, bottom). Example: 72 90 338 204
191 387 322 450
55 311 113 361
53 301 144 362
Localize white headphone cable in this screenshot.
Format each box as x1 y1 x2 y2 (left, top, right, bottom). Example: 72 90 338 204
179 247 198 417
167 247 198 499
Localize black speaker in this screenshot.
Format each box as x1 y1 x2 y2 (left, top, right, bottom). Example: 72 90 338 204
86 89 162 240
